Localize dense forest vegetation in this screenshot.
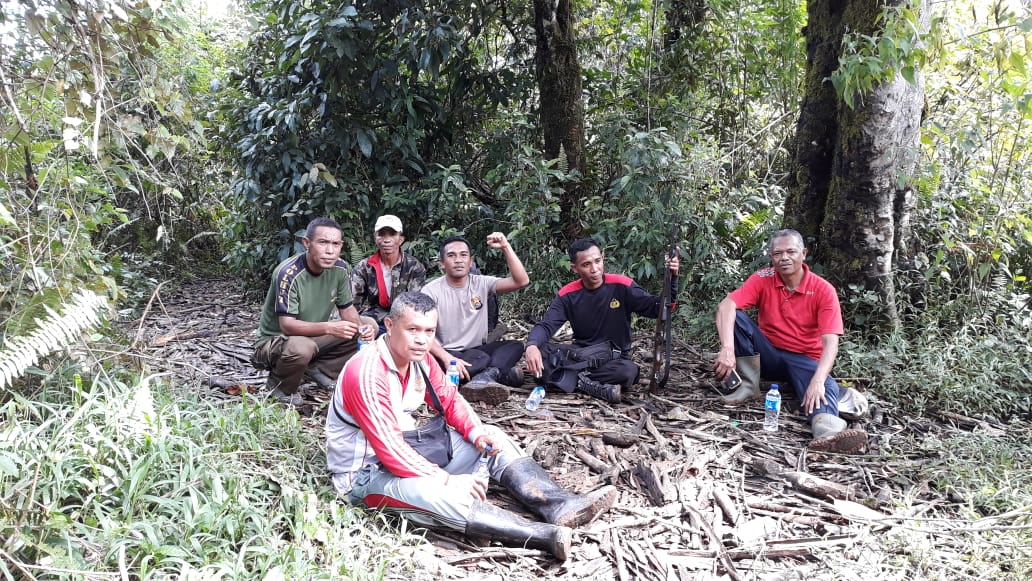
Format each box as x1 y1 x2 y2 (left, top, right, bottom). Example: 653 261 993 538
1 0 1029 578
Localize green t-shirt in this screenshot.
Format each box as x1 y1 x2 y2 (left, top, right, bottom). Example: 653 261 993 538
257 253 353 340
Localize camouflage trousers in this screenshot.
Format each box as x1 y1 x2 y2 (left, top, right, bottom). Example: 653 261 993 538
251 334 358 394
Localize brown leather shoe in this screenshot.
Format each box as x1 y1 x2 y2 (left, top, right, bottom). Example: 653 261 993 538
460 367 510 405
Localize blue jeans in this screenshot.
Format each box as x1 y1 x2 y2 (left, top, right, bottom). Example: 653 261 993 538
733 311 839 419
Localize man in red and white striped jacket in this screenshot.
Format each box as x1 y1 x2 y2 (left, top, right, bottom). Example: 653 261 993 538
326 292 617 560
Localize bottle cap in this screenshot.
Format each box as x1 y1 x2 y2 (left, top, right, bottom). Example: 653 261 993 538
770 383 779 390
450 360 457 365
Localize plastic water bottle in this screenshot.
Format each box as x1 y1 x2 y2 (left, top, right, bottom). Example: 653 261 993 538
446 360 461 389
472 446 492 482
525 386 546 411
357 326 369 350
763 383 782 432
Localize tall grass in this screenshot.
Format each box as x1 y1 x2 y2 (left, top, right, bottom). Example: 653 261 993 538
0 370 421 580
837 321 1032 422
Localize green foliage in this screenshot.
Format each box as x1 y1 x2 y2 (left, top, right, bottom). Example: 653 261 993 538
0 290 108 391
221 0 534 282
220 0 807 312
830 2 930 109
839 320 1031 421
1 0 233 348
0 369 421 579
870 427 1032 577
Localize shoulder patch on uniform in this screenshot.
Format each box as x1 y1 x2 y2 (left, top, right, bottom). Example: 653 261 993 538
757 267 776 277
558 279 584 296
275 255 307 313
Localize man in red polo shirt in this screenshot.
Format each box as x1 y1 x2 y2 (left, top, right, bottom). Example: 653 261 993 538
712 229 868 454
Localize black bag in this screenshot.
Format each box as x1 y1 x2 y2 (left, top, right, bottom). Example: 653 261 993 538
543 341 622 393
401 363 453 467
332 363 454 468
401 414 453 467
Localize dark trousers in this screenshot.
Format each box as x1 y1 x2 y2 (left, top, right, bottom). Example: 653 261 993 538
733 311 839 419
449 340 524 377
537 343 639 392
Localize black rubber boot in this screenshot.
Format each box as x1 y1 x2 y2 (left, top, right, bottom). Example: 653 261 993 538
499 457 618 528
464 501 572 560
460 367 509 405
575 372 621 403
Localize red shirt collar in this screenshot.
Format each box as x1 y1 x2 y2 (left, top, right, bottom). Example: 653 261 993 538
773 263 812 290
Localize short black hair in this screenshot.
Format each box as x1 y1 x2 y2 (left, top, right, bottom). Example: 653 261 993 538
568 237 601 262
439 235 472 260
305 217 343 241
388 292 437 319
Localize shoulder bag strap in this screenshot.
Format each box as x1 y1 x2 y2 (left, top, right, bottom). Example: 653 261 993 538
332 362 445 427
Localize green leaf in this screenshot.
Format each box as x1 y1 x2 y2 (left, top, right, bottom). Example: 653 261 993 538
0 452 19 477
356 130 372 158
1008 52 1026 76
901 66 916 84
0 201 16 228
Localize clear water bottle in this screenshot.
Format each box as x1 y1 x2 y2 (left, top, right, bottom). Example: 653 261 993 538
446 360 461 389
763 383 782 432
525 386 546 411
357 326 369 350
472 446 492 482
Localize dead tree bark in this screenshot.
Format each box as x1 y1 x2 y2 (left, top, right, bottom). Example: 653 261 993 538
533 0 586 240
785 0 924 331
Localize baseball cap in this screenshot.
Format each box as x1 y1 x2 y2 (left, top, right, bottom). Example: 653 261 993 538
373 214 403 233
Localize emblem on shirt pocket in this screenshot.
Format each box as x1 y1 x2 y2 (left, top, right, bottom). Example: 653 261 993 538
471 296 483 310
610 299 621 309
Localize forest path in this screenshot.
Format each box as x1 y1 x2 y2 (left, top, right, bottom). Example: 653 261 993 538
132 277 996 579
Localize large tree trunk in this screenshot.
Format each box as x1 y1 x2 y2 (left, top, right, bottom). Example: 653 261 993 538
785 0 924 331
533 0 586 239
783 3 846 245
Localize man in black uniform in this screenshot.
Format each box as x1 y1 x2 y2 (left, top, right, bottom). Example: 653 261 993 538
524 238 679 402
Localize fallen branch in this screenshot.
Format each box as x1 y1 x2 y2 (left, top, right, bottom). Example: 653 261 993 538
681 503 742 581
575 447 609 474
749 458 862 501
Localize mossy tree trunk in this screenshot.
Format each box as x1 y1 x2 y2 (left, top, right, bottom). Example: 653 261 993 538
533 0 586 240
785 0 923 331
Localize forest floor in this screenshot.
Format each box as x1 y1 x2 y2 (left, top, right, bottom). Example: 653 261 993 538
132 277 1031 580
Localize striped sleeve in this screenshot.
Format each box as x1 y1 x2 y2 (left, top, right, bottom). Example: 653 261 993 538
341 355 442 478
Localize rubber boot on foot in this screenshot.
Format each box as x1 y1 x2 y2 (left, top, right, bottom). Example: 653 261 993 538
464 501 572 560
499 457 618 528
720 354 761 406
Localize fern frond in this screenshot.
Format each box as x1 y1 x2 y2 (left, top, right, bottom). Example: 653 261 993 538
556 144 569 174
0 290 109 391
